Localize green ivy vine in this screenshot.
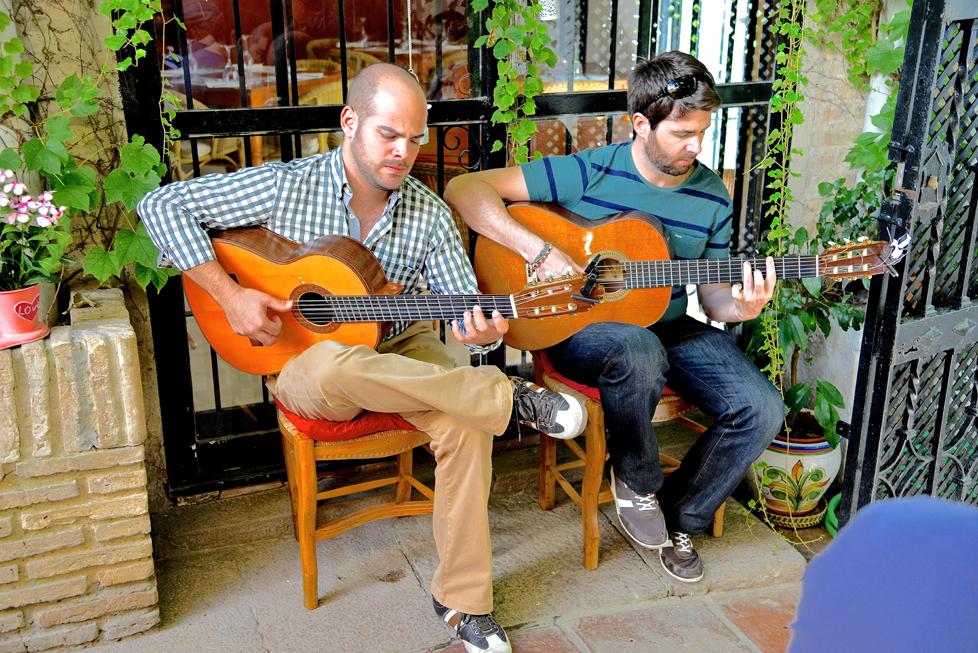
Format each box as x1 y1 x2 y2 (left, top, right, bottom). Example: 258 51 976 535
0 0 181 294
472 0 556 165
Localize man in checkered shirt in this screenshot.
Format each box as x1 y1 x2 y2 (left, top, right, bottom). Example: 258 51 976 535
138 64 584 653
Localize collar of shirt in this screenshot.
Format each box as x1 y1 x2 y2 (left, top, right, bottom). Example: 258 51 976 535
331 145 402 244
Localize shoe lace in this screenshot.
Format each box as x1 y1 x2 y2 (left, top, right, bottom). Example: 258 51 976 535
672 532 693 553
512 379 555 428
634 493 659 512
459 612 503 638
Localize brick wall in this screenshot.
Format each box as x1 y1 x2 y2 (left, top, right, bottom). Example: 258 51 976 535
0 289 158 651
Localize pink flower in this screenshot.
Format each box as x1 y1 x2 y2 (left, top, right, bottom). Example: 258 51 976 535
35 216 52 227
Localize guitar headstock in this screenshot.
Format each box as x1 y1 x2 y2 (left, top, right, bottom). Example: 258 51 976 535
818 234 912 279
512 274 603 319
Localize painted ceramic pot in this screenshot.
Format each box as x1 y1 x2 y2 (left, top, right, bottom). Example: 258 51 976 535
0 284 50 350
747 415 842 518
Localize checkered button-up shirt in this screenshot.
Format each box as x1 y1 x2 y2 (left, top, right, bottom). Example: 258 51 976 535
138 147 482 343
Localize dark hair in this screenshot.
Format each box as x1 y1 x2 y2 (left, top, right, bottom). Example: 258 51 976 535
627 51 722 130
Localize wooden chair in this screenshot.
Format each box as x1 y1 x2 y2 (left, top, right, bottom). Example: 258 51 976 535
306 38 340 59
533 350 724 570
168 92 245 180
295 58 343 72
275 398 435 609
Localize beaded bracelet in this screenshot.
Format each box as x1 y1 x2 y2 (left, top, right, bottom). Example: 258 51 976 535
529 242 553 271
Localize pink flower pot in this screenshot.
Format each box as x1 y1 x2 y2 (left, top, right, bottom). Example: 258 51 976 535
0 284 50 350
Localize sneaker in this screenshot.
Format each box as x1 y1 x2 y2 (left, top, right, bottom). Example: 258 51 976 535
433 596 512 653
510 377 585 439
609 468 668 548
659 531 704 583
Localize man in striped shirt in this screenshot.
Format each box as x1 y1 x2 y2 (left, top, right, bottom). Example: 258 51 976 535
446 52 786 584
138 64 585 653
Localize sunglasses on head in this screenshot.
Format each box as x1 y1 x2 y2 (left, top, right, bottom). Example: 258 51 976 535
650 71 716 103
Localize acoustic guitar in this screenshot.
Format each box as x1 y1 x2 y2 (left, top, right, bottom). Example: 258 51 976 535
473 202 912 351
183 226 601 375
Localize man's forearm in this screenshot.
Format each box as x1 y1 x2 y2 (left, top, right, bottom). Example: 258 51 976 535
183 259 241 309
445 176 543 262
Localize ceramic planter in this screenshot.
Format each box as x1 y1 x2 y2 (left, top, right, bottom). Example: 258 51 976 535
746 413 842 526
0 284 50 350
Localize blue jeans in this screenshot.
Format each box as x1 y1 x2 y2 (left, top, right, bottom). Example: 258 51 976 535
547 316 786 535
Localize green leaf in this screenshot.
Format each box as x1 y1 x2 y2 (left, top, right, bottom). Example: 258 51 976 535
865 39 904 77
13 59 32 79
474 35 488 48
784 313 808 352
492 39 511 59
104 33 127 51
813 393 840 445
112 228 161 268
70 98 100 117
22 138 64 176
0 12 9 31
471 0 489 10
44 115 75 141
0 148 21 171
785 382 812 413
134 262 180 292
504 26 522 42
801 276 822 297
82 245 122 283
3 38 23 54
120 135 160 176
52 184 93 211
104 168 161 210
815 379 846 407
10 84 39 104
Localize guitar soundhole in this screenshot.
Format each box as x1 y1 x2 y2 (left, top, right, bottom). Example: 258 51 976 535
592 252 630 302
291 284 340 335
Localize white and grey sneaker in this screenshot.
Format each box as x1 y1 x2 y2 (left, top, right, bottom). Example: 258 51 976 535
659 531 704 583
510 377 586 439
610 467 668 548
433 596 511 653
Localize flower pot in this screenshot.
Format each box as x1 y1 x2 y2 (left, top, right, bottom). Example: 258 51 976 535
746 412 842 526
0 284 50 350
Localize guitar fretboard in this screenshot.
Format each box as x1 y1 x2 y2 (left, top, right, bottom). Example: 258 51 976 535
622 256 820 288
294 294 519 323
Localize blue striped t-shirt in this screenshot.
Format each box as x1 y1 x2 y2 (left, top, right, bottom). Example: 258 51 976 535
522 142 734 321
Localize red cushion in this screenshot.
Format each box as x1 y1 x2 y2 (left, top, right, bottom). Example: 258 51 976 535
533 350 678 403
273 397 419 443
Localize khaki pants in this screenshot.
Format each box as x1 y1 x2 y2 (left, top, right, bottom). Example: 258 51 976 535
270 321 512 615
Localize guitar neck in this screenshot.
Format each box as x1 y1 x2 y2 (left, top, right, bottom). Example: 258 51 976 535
296 294 518 323
624 255 819 288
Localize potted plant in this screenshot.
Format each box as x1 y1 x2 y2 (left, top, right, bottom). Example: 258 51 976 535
0 170 70 349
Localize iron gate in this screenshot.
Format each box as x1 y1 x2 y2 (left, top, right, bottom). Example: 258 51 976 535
840 0 978 526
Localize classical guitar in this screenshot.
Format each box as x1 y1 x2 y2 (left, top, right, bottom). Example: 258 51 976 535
473 202 912 351
184 226 601 375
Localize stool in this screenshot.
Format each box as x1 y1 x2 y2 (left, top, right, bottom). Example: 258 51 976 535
275 398 435 608
532 351 725 570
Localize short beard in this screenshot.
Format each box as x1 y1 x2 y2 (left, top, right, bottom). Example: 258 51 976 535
645 133 692 177
352 129 404 192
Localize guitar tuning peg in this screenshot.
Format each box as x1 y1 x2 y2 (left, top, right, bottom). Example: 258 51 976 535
828 241 837 247
857 236 869 242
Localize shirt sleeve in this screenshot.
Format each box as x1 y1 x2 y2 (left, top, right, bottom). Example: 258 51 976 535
421 204 481 297
136 164 288 271
521 153 590 207
704 208 733 259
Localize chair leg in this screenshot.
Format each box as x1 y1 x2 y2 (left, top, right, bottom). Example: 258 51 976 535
396 447 413 504
539 434 557 510
295 435 320 609
281 433 300 541
581 403 606 571
711 502 725 537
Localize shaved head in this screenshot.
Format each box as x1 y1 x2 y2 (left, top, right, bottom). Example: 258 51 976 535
346 63 426 119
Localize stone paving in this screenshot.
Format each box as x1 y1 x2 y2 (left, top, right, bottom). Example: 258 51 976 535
82 433 816 653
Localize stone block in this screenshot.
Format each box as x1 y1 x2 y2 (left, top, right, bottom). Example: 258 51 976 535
89 493 149 522
0 576 87 610
0 520 10 539
86 470 146 495
25 539 152 580
0 611 22 634
34 584 157 627
0 529 84 564
97 326 146 447
76 331 120 450
14 446 144 479
0 352 18 465
96 560 155 587
0 483 79 511
99 606 160 640
0 567 16 586
91 516 151 542
20 503 91 532
47 330 88 454
69 289 128 325
0 634 23 653
21 621 99 651
19 342 52 460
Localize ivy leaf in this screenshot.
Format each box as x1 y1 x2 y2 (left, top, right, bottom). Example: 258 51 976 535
82 245 123 283
10 84 39 104
801 276 822 298
112 227 160 269
0 12 9 31
0 148 21 171
865 39 903 77
13 60 32 78
134 262 180 292
44 115 75 141
504 26 522 42
52 184 94 212
3 37 23 54
474 35 488 48
471 0 488 8
104 168 161 210
120 135 161 176
22 138 64 175
492 39 511 59
104 33 128 51
71 97 101 117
